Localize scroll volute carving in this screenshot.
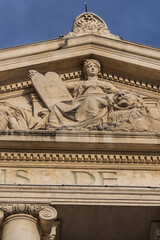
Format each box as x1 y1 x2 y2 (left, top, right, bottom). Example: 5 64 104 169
0 204 58 240
62 12 120 39
39 207 57 238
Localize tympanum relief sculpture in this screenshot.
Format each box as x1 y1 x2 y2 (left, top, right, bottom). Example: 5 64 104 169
0 59 160 133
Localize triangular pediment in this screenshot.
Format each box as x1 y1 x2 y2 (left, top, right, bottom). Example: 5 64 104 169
1 13 160 240
0 12 160 139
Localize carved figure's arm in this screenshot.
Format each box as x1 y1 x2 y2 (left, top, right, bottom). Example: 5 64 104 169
65 81 78 90
65 81 82 97
38 108 49 119
101 81 118 94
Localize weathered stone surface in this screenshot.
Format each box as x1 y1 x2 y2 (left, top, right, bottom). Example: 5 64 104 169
0 205 58 240
62 12 120 39
0 11 160 240
29 70 72 109
29 59 160 133
2 214 41 240
46 59 118 130
1 167 160 187
0 58 159 133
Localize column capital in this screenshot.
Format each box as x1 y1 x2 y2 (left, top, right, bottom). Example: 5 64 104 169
0 204 58 240
39 207 57 239
0 204 42 218
0 209 4 226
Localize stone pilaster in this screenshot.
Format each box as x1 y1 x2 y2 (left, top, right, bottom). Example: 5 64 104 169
0 204 58 240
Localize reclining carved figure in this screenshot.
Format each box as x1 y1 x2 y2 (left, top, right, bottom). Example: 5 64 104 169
101 90 160 133
0 102 37 130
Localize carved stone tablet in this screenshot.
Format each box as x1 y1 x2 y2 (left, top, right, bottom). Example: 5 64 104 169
29 70 73 109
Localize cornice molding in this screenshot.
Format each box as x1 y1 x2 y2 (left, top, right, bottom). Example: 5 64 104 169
0 35 160 79
0 80 32 93
0 130 159 152
0 152 159 165
0 35 159 62
0 70 160 98
0 185 160 206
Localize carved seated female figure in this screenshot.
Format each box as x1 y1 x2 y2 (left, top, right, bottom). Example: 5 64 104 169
47 59 118 129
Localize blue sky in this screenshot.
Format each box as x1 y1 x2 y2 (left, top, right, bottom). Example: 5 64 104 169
0 0 160 49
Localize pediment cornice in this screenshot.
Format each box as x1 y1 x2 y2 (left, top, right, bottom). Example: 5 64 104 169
0 34 160 64
0 130 159 152
0 34 160 88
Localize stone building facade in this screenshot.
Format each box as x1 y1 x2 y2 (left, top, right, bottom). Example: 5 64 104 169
0 12 160 239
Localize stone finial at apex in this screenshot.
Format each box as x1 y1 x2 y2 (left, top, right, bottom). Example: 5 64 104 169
62 12 120 39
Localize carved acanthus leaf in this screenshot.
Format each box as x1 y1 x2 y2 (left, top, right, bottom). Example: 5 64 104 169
63 12 120 39
0 204 42 218
0 205 58 239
